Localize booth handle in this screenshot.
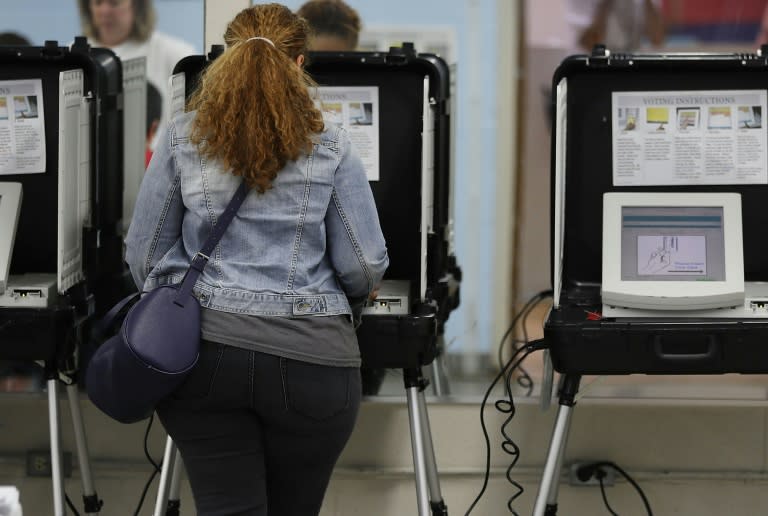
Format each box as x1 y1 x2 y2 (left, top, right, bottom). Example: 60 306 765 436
652 334 718 361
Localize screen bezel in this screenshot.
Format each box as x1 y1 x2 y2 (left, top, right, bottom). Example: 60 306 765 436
601 192 744 310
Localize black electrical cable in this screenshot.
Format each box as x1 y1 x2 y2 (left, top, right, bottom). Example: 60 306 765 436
495 290 552 397
464 344 531 516
497 343 546 513
598 475 619 516
65 493 81 516
581 461 653 516
466 289 552 515
512 293 552 395
133 414 163 516
496 291 550 371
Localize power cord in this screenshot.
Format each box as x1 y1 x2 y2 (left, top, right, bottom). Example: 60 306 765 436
65 494 81 516
465 338 548 516
576 461 653 515
514 292 552 395
133 414 163 516
495 290 553 397
598 472 619 516
465 289 552 515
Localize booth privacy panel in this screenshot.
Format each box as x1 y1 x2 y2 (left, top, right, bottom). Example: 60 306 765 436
552 55 768 296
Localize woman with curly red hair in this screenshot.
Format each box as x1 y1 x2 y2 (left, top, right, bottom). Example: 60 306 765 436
125 3 388 514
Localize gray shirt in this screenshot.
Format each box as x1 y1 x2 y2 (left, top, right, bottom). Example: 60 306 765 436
201 308 361 367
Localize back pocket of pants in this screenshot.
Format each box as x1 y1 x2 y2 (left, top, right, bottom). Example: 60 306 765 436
170 342 225 400
283 359 351 421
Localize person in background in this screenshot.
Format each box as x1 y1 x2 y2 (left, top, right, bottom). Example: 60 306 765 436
125 3 388 514
76 0 195 147
297 0 361 51
0 32 32 46
566 0 665 54
144 81 161 167
755 2 768 47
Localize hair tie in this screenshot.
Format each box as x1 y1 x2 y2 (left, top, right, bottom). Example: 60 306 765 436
244 36 275 48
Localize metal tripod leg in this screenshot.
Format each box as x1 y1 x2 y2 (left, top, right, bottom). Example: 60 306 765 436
47 374 66 516
153 436 178 516
404 368 448 516
65 382 102 514
533 374 580 516
165 449 184 515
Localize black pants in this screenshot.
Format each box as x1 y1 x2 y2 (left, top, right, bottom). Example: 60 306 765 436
157 340 361 516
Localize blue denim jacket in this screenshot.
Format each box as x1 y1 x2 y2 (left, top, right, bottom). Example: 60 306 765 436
125 111 389 317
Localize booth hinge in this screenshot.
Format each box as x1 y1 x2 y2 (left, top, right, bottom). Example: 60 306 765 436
41 40 64 59
71 36 91 54
741 51 766 67
208 44 225 61
385 42 417 65
586 44 611 67
757 44 768 65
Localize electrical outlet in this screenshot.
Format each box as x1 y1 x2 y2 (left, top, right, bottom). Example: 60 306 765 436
26 450 72 478
568 462 616 487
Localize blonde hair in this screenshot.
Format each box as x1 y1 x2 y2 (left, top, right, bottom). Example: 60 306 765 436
189 3 324 193
77 0 156 43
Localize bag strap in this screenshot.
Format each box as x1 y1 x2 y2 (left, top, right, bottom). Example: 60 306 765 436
174 181 249 305
96 290 141 337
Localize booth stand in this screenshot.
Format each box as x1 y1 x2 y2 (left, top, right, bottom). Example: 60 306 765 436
534 46 768 515
152 44 459 516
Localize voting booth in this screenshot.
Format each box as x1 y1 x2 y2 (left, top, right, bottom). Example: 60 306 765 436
0 38 129 515
535 48 768 515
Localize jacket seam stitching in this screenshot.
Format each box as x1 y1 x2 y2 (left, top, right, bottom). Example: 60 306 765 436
143 174 180 276
288 160 312 291
331 187 373 290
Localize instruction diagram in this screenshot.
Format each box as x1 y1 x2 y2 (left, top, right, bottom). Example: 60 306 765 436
637 235 707 276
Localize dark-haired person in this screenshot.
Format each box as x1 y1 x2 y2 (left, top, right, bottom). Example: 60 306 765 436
124 3 388 514
77 0 195 147
0 32 31 46
566 0 664 54
297 0 361 51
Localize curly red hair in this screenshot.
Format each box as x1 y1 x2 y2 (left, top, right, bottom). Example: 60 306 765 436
189 3 324 193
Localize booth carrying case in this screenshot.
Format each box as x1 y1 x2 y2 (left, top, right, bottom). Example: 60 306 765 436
544 47 768 375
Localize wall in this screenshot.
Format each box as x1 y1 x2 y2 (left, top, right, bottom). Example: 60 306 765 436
515 0 569 303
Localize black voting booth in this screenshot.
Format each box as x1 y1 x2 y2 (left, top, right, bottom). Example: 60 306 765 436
534 48 768 515
0 38 125 515
151 45 458 516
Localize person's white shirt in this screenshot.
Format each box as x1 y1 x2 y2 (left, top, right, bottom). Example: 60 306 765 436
99 31 196 148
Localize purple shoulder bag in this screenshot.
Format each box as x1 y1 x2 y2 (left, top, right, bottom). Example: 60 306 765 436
86 182 249 424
